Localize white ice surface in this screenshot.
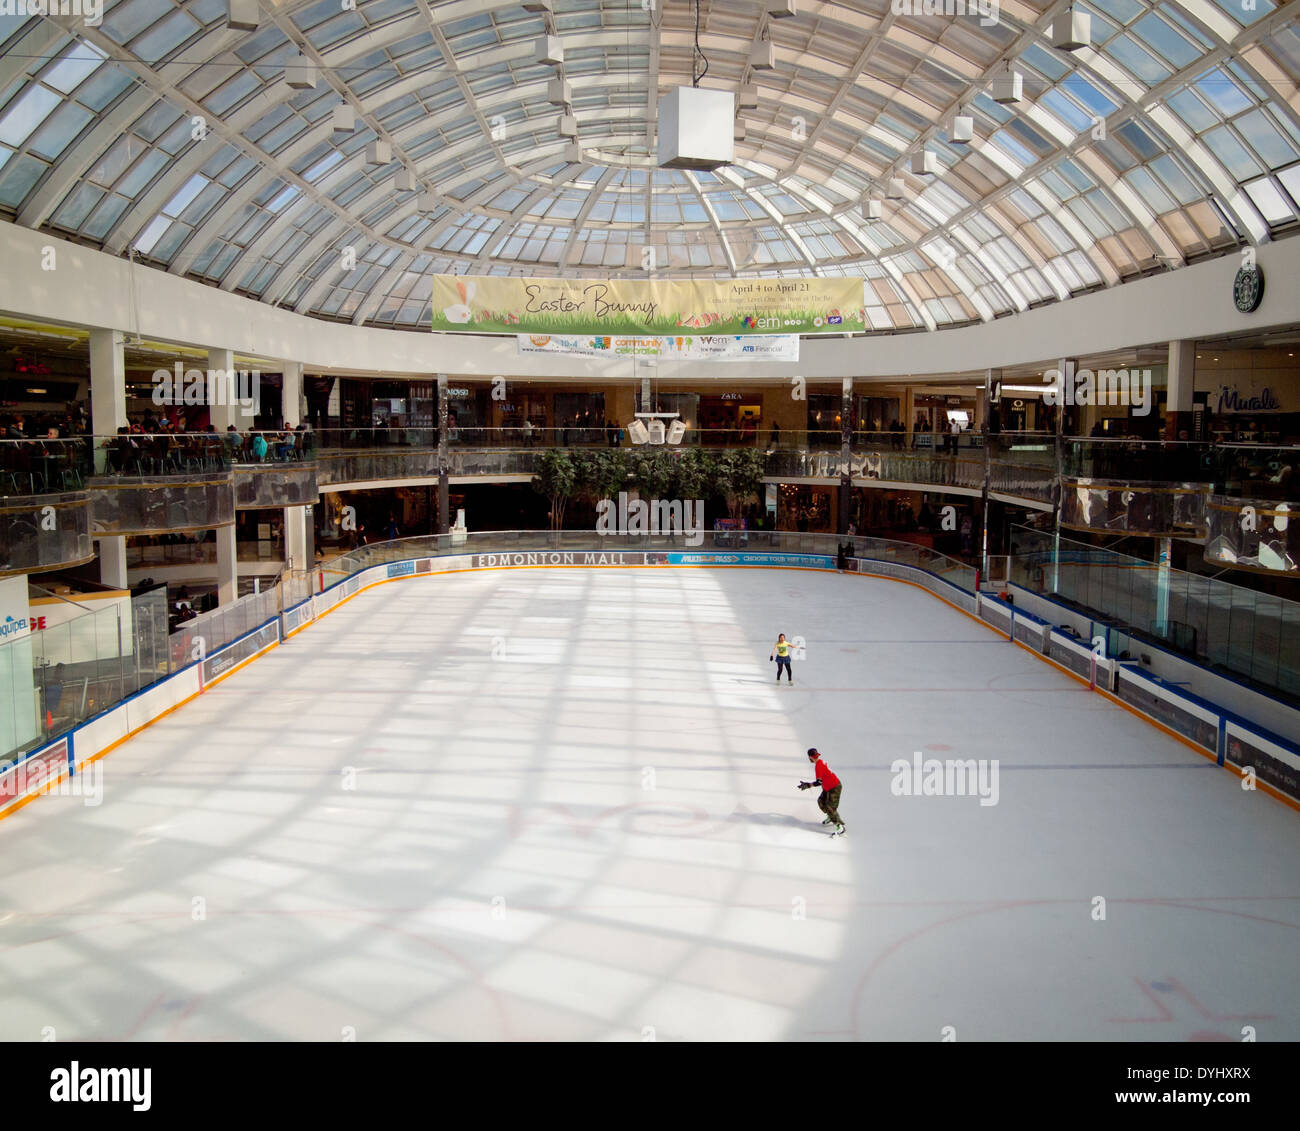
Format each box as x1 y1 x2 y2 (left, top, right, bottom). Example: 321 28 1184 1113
1 566 1297 1041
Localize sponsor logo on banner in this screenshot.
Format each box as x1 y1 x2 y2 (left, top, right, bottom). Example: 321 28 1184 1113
464 551 833 569
516 334 799 363
387 560 415 578
434 274 865 336
0 614 30 641
668 553 834 568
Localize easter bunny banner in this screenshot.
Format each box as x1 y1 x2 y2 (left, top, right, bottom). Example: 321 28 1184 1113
430 274 867 336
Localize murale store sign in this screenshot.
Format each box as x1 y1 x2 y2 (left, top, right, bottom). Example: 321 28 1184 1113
1208 384 1285 413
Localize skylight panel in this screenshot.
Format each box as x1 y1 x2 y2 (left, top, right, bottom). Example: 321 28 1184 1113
0 85 59 147
43 42 108 95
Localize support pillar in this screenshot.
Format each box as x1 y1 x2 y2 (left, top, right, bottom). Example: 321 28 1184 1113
207 347 256 433
216 524 237 606
1165 339 1196 441
89 328 126 472
437 373 450 536
282 361 303 428
980 368 999 585
1052 359 1071 595
284 505 308 571
90 329 128 587
838 376 852 535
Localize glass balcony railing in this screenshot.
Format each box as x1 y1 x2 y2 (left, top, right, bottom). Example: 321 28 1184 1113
0 490 94 575
1009 525 1300 700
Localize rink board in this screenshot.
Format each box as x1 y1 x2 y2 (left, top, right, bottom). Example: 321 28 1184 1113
5 547 1299 822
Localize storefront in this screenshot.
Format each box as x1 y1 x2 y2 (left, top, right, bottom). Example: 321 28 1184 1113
856 394 901 437
552 392 607 443
777 483 835 532
692 392 763 445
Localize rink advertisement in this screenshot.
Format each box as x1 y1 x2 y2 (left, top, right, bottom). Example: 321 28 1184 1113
469 551 834 569
0 736 72 812
432 274 866 335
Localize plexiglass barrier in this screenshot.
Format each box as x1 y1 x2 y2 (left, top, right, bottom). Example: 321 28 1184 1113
1008 526 1300 699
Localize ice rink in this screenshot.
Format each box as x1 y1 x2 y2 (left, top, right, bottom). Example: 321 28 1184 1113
2 564 1298 1042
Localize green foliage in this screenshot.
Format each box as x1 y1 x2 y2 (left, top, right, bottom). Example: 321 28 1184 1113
673 448 712 501
628 450 676 499
533 448 577 529
716 448 766 518
579 448 628 503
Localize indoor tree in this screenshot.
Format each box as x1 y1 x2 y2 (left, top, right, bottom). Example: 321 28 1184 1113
533 448 577 531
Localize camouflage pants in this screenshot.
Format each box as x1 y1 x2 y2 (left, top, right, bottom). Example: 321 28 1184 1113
817 786 843 826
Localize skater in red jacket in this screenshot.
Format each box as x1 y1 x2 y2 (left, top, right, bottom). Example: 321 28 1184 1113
798 747 844 835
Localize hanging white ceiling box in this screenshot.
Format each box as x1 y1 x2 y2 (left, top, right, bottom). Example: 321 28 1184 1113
657 87 735 170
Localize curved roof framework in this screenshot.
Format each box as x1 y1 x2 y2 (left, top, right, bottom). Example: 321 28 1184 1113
0 0 1298 334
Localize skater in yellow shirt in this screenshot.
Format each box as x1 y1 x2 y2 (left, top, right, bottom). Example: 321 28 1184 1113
770 633 794 685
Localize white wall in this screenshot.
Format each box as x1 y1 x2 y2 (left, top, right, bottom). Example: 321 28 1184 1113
2 221 1299 382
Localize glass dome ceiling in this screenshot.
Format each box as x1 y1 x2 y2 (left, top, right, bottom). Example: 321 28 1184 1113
0 0 1297 332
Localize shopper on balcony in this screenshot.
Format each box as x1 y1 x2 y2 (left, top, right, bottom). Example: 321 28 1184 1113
251 432 268 462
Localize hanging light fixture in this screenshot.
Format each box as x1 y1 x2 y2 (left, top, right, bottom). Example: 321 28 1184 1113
1051 5 1091 52
992 65 1022 105
331 105 355 133
284 52 317 90
226 0 258 31
535 35 564 65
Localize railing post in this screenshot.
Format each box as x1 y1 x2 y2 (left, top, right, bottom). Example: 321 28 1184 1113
839 376 852 535
980 367 996 590
437 373 450 536
1051 358 1070 595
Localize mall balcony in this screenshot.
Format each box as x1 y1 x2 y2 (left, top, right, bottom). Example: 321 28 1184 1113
0 439 93 576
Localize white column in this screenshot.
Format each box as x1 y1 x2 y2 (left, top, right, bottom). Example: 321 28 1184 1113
207 347 256 432
90 329 128 588
283 505 308 571
216 524 238 606
89 328 126 472
282 362 303 427
1167 339 1196 440
98 538 128 589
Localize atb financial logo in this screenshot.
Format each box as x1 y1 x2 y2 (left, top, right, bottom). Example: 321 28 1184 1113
152 363 260 414
1041 364 1152 416
595 491 705 547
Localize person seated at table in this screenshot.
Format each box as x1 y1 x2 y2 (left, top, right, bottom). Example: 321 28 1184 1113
224 425 242 461
105 426 135 473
